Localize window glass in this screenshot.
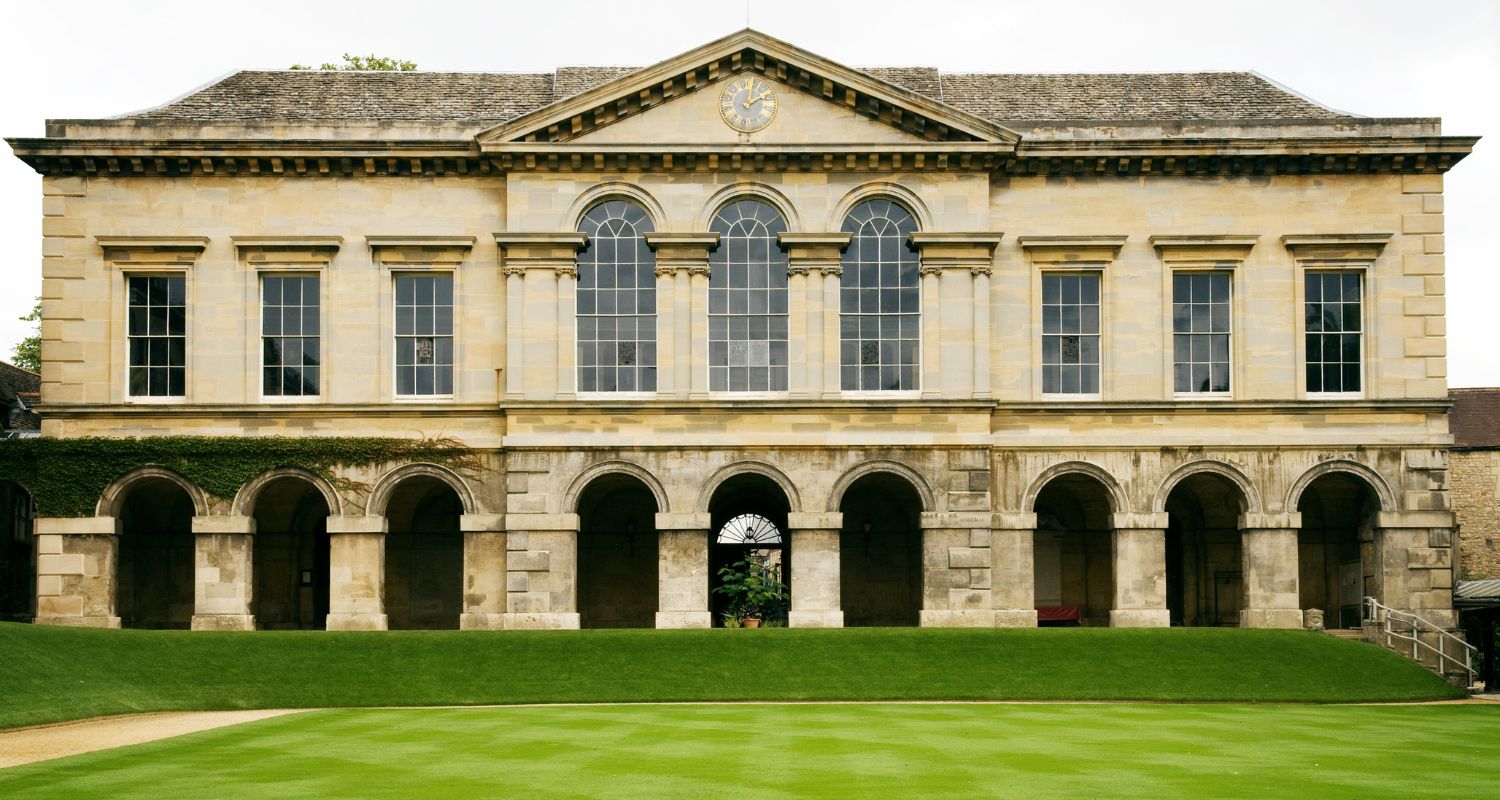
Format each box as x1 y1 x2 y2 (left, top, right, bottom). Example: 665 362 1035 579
394 273 454 396
1042 273 1101 394
127 274 186 397
1172 272 1231 393
839 199 919 391
1305 271 1363 393
709 199 788 392
262 274 320 396
577 200 656 392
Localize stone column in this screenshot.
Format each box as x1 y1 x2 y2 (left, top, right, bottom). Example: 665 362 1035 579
1375 510 1459 630
918 264 942 397
644 233 718 400
326 515 388 631
34 517 120 628
780 233 850 400
919 512 993 627
503 512 580 630
494 232 588 401
909 233 1004 399
191 515 256 631
1110 513 1170 628
655 512 711 629
1239 512 1303 629
459 513 507 630
787 512 844 628
991 512 1038 628
654 264 678 397
972 265 993 399
820 266 843 394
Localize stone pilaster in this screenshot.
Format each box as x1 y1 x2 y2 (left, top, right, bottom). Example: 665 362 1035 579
780 233 850 400
919 511 993 627
34 516 120 628
190 515 256 631
459 514 507 630
1239 512 1303 629
325 515 388 631
504 513 581 630
918 264 942 398
788 511 844 628
494 232 588 401
1110 512 1170 628
910 233 1003 400
991 512 1038 628
655 512 711 629
644 233 718 401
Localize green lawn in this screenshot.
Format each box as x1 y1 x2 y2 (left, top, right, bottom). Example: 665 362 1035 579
0 622 1460 729
2 703 1497 798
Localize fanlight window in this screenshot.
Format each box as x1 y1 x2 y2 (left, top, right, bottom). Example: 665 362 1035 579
709 199 789 392
716 513 783 545
577 200 657 393
839 199 920 391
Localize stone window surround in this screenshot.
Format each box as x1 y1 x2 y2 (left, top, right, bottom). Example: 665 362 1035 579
98 236 208 405
1283 234 1391 401
1020 236 1126 402
1151 236 1259 402
370 236 475 403
233 237 343 405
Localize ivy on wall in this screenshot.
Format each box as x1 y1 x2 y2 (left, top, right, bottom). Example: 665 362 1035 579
0 436 476 518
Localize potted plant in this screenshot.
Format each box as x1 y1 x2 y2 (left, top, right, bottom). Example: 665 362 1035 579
713 554 788 628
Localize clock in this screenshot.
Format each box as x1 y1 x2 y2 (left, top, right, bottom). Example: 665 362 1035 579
719 76 778 133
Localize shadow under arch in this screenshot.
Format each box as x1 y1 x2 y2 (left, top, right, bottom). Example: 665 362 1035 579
1285 459 1397 514
826 459 935 514
563 460 670 516
366 463 477 518
1151 460 1262 516
697 460 801 515
1022 461 1126 516
232 467 343 518
96 466 209 519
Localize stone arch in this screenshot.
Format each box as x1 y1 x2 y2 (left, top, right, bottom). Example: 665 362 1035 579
1022 461 1127 515
826 460 935 513
696 183 801 232
96 466 209 519
1152 460 1261 515
828 181 933 232
563 460 670 515
366 463 477 517
1285 460 1396 513
232 467 343 518
697 460 801 514
567 182 668 231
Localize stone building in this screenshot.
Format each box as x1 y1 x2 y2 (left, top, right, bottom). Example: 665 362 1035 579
1450 388 1500 580
4 30 1478 632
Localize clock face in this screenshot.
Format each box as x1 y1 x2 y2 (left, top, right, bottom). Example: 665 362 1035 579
719 77 778 133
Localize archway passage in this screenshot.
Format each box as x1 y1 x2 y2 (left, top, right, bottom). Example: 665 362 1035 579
1298 473 1377 629
384 477 462 630
709 472 791 626
1033 474 1114 627
251 477 331 630
577 473 659 629
0 481 35 622
839 473 921 627
1164 474 1245 627
118 477 195 629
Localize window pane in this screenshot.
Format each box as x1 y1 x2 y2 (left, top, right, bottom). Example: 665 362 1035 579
839 199 920 390
1172 271 1231 393
1304 271 1362 394
128 272 188 397
577 199 658 393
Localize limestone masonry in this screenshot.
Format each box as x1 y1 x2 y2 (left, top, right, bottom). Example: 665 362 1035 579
2 30 1479 633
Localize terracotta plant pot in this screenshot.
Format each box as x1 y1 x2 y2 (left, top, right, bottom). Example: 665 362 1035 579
742 617 761 628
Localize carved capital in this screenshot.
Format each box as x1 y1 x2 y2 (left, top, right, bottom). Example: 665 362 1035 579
788 264 812 277
654 265 679 278
970 264 993 277
816 265 843 277
687 265 711 277
554 265 578 279
919 263 943 277
502 264 527 278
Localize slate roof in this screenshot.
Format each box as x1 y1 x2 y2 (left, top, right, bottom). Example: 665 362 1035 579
0 361 40 433
121 66 1354 125
1450 388 1500 449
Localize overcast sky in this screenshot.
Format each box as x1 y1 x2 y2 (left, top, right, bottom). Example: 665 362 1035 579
2 0 1496 384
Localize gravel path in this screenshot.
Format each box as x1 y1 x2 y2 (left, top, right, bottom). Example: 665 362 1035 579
0 710 302 769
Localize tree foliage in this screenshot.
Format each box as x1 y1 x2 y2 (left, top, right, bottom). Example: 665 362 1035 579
9 298 40 373
289 53 417 71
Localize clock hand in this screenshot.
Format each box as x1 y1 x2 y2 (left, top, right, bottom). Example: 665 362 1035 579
743 89 772 108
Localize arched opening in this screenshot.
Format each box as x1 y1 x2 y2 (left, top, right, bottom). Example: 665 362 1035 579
838 472 921 627
1164 474 1246 627
709 472 791 626
383 476 462 630
1297 472 1378 629
577 472 659 628
1033 474 1115 627
251 477 331 630
0 481 35 622
117 477 195 629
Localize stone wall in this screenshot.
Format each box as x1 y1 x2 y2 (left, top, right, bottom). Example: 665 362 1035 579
1452 450 1500 579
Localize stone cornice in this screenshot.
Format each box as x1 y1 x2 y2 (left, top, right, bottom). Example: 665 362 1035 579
1282 233 1392 264
368 235 475 265
1018 235 1127 265
908 232 1004 274
97 235 209 267
1151 235 1259 267
643 232 720 272
494 232 588 274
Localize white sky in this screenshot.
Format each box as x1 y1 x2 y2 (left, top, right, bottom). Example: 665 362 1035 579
2 0 1496 384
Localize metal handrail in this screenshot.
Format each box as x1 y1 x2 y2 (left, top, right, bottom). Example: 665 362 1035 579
1363 596 1475 686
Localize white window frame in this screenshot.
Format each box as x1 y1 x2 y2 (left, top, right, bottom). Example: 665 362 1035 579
1299 265 1368 400
256 268 325 403
1169 267 1236 400
391 269 457 400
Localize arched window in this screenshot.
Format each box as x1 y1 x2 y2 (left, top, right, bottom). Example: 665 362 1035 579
709 199 789 392
840 199 920 391
577 200 656 393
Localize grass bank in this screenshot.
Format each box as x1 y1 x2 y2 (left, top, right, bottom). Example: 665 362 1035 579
0 622 1460 729
3 704 1497 798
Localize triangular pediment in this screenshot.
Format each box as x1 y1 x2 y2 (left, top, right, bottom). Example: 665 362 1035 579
476 29 1020 151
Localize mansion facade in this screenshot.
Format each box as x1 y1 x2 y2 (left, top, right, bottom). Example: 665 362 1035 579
3 30 1477 632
